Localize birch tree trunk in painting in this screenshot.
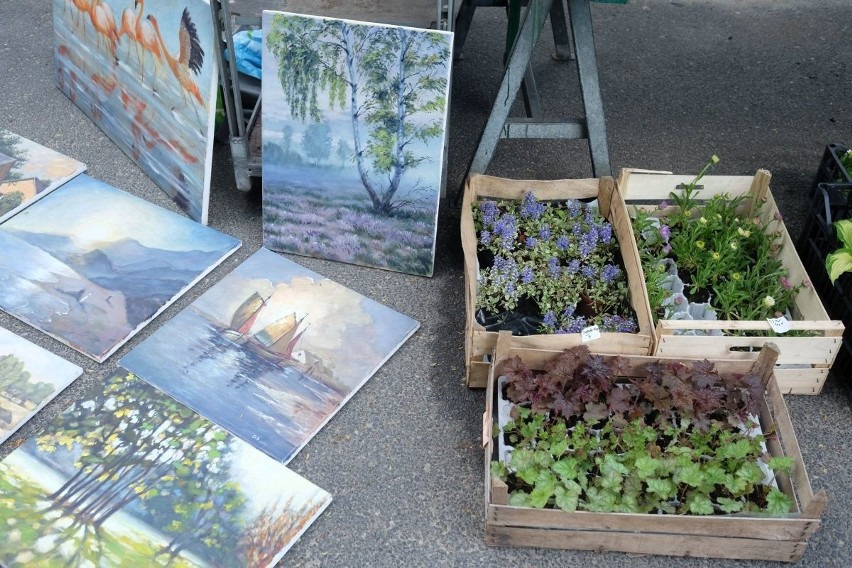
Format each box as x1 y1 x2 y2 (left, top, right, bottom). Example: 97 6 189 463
265 15 450 216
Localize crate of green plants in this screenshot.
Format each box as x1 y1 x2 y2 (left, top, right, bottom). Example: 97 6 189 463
461 175 655 388
620 158 844 395
483 331 826 562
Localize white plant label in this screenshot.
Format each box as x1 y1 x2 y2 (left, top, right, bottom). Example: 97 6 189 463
581 325 601 342
767 316 791 334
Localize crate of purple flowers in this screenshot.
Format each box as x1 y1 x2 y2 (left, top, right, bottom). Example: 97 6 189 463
460 175 655 388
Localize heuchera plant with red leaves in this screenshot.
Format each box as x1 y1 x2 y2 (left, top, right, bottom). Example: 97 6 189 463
491 348 793 516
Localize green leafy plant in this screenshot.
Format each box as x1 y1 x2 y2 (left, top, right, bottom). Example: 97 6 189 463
826 218 852 283
491 348 794 516
840 148 852 179
632 156 804 325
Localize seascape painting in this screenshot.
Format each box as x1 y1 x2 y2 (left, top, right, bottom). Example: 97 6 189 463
0 371 332 568
0 326 82 445
121 247 419 463
261 11 453 276
0 128 86 223
53 0 217 223
0 174 240 362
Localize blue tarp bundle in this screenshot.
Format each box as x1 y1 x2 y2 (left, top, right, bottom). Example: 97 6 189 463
225 29 263 80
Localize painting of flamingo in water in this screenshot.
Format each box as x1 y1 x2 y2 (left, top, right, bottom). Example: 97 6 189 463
53 0 216 223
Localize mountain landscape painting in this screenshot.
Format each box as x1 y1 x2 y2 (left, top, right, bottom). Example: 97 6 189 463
53 0 218 223
262 11 453 276
0 174 240 362
0 128 86 223
0 370 332 567
121 247 419 463
0 326 83 445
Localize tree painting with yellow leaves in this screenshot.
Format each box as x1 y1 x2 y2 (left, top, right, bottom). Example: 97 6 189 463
0 372 330 567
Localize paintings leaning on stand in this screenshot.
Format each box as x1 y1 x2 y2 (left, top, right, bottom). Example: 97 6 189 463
0 128 86 223
121 247 420 463
0 326 82 445
0 371 332 568
0 174 241 362
261 10 453 276
52 0 218 223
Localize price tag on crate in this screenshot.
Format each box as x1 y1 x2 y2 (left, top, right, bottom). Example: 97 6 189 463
767 316 791 334
581 325 601 342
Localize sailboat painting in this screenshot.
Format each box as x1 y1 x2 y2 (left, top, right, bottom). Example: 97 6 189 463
53 0 218 223
121 248 420 463
0 128 86 223
0 174 241 362
0 371 331 567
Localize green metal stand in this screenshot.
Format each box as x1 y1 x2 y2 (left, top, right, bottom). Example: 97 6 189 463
455 0 612 200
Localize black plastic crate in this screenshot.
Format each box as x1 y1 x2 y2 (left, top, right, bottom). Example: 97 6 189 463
813 143 852 193
796 183 852 397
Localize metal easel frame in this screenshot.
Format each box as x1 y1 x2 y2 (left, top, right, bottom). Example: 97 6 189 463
455 0 611 200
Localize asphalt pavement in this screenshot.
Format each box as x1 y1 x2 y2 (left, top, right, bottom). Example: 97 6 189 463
0 1 850 566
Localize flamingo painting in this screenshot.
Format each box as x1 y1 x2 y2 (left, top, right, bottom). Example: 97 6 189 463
146 10 205 109
53 0 218 223
86 0 118 58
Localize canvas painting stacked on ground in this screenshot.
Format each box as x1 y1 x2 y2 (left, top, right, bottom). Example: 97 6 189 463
0 174 240 362
0 371 332 567
261 11 453 276
121 247 420 463
53 0 218 223
0 128 86 223
0 326 82 445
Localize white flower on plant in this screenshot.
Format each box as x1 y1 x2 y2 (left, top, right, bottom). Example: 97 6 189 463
737 227 751 238
699 216 708 225
763 295 776 308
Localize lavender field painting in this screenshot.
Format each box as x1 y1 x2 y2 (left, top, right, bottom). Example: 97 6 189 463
0 326 82 445
262 11 452 276
54 0 217 223
121 248 419 463
0 371 331 567
0 175 240 362
0 128 86 223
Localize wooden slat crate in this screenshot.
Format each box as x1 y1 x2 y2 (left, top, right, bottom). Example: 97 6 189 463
461 175 655 388
483 332 827 562
619 168 844 395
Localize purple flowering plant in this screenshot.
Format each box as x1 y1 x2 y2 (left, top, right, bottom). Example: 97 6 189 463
632 156 802 323
474 191 638 334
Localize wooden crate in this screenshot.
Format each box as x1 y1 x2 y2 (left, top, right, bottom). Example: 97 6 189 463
618 168 844 395
461 175 655 388
483 332 827 562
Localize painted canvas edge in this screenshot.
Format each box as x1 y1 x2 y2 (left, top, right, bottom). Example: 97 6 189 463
264 491 333 568
0 329 83 445
199 31 219 226
260 12 453 277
